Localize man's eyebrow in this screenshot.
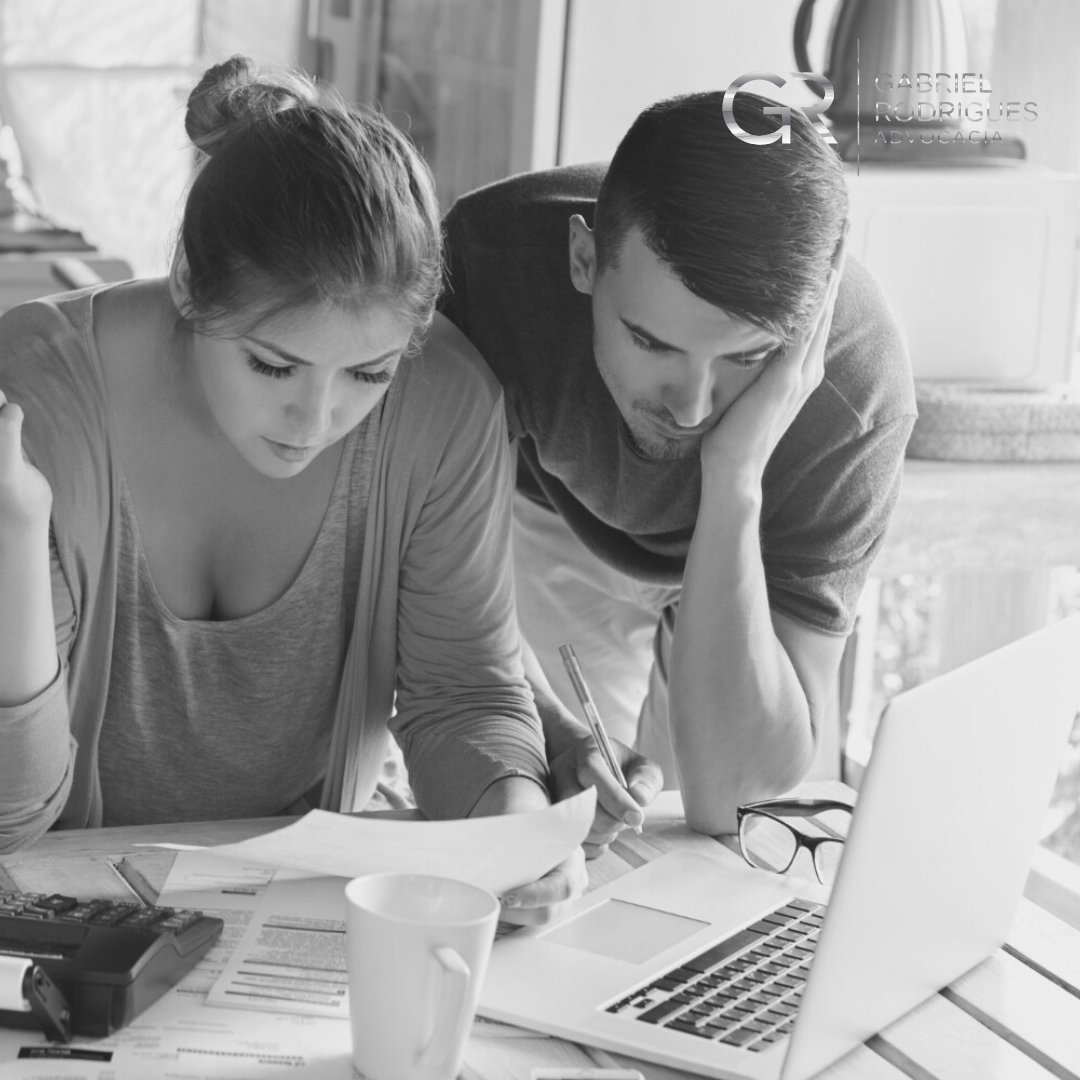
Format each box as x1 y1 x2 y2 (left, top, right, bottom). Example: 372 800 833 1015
621 318 687 355
620 318 780 361
246 336 399 368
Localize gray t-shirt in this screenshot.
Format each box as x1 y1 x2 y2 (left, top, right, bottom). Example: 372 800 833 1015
439 164 917 635
98 416 376 825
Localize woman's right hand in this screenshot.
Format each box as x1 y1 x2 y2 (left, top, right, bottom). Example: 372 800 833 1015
0 390 53 530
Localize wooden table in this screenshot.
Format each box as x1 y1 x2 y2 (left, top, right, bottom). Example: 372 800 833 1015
3 786 1080 1080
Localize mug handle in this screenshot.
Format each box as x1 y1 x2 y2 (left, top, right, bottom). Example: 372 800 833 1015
415 946 471 1074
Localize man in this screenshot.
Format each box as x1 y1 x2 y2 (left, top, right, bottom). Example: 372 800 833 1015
439 91 915 844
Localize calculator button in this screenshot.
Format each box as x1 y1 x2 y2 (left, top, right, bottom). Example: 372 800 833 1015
16 906 51 919
157 911 201 933
89 904 139 926
120 909 169 931
37 895 79 915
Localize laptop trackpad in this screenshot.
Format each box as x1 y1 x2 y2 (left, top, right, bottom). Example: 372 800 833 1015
540 899 708 965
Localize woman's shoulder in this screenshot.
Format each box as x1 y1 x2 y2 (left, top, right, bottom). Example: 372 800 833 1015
0 286 91 346
0 286 117 450
0 287 120 535
0 286 111 400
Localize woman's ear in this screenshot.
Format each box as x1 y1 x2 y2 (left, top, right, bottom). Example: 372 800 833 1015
167 243 192 314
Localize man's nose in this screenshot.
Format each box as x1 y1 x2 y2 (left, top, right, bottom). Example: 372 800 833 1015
664 362 716 428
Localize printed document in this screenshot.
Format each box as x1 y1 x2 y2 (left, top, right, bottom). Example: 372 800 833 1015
0 850 352 1078
153 786 596 894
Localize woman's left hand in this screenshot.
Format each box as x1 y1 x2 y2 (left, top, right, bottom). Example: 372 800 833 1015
498 846 588 926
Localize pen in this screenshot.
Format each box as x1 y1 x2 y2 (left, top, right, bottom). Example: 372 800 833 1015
558 643 643 835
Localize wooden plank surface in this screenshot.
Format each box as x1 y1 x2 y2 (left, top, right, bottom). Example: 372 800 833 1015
869 994 1061 1080
944 951 1080 1080
1007 899 1080 999
3 787 1078 1080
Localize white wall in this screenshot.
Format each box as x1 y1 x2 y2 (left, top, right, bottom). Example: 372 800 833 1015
0 0 307 276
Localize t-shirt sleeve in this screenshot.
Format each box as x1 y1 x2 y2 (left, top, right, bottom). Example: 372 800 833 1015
763 413 914 635
437 204 468 328
0 529 78 851
760 258 916 636
389 379 549 819
0 297 113 848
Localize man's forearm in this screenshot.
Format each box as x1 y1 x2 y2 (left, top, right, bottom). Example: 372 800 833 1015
669 474 816 836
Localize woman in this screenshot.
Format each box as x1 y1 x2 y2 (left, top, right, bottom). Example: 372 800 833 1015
0 57 581 920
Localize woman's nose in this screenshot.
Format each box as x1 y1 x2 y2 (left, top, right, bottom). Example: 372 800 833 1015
286 378 334 438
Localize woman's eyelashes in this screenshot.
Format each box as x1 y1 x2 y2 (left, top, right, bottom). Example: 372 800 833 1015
246 355 292 379
348 365 395 385
245 354 395 384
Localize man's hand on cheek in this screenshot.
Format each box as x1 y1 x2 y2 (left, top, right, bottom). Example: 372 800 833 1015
700 272 840 484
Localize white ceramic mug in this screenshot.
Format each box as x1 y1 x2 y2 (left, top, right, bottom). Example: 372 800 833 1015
345 872 500 1080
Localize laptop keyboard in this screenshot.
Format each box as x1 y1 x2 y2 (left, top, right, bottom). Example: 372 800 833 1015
605 898 825 1052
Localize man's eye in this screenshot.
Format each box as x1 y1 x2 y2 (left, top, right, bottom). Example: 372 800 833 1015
247 355 294 379
733 349 781 369
630 332 662 352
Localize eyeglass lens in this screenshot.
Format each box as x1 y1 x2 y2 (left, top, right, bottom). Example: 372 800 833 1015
742 814 848 886
740 814 799 874
812 839 845 885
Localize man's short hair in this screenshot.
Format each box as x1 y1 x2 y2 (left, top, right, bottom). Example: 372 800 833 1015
594 91 848 344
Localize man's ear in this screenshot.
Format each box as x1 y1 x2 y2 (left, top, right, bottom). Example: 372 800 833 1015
568 214 598 296
167 243 192 313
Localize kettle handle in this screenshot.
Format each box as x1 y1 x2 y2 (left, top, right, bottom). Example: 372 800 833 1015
792 0 820 75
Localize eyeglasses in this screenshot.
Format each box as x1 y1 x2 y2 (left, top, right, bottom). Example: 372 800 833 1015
736 798 854 886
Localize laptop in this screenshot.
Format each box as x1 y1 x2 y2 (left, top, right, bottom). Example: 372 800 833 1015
480 615 1080 1080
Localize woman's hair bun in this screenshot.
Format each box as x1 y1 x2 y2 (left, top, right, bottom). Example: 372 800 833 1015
185 55 319 155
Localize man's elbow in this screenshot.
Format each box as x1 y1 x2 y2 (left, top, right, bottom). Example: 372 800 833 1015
680 730 817 838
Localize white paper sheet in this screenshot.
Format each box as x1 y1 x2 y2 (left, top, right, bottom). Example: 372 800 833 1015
0 788 588 1077
206 874 351 1016
204 863 547 1038
150 787 597 895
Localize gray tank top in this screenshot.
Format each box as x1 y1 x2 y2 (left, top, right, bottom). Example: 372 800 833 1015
98 413 378 825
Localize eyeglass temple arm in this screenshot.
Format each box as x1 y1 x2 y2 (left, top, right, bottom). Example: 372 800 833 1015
738 798 854 819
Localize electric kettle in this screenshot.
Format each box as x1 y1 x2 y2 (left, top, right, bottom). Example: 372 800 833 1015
793 0 1023 161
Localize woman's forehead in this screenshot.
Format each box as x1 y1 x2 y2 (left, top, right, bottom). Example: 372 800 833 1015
229 301 414 365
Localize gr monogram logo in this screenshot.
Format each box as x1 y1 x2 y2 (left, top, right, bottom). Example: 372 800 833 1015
723 73 836 145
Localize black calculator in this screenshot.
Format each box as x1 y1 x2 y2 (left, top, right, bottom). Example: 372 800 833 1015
0 891 224 1037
